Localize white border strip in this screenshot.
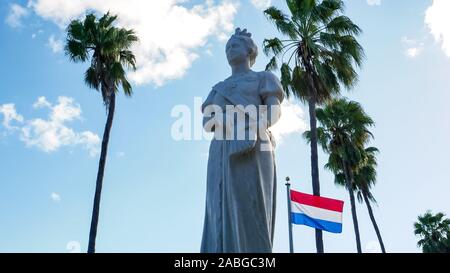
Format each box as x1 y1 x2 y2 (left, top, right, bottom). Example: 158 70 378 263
292 202 342 223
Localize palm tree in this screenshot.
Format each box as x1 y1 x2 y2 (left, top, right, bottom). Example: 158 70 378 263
414 211 450 253
65 12 138 253
263 0 364 252
305 98 373 253
354 147 386 253
335 147 386 253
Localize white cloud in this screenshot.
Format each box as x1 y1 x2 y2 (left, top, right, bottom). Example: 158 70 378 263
250 0 271 10
405 47 422 58
1 97 100 156
0 103 24 130
365 241 382 253
78 131 101 157
33 96 52 109
425 0 450 57
270 100 308 145
20 97 100 156
48 97 82 122
5 3 29 28
28 0 239 86
48 35 64 53
367 0 381 6
32 29 44 39
401 36 424 58
50 192 61 202
66 241 82 253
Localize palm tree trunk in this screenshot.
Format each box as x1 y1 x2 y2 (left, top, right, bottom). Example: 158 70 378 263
363 191 386 253
343 161 362 253
307 96 324 253
302 52 324 253
301 49 323 253
87 91 116 253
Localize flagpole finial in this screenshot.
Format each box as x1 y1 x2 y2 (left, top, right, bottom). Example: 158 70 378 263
285 177 290 186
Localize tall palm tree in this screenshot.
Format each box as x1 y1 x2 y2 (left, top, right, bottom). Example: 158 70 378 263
354 147 386 253
335 147 386 253
414 211 450 253
65 12 138 253
263 0 364 252
305 98 373 253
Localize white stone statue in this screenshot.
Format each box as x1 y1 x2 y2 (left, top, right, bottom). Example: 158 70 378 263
200 28 284 253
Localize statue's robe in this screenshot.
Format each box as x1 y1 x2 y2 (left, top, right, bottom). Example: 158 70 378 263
200 71 284 253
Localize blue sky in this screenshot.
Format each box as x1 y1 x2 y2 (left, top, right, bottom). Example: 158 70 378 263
1 0 449 253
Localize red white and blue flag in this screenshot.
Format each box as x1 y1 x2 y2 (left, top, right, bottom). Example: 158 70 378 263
290 190 344 234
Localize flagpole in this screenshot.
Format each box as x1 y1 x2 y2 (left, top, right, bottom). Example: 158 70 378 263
285 177 294 253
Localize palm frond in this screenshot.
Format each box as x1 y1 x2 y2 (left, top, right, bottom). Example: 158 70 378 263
263 38 284 57
265 56 278 71
84 67 101 91
264 7 298 39
65 12 138 106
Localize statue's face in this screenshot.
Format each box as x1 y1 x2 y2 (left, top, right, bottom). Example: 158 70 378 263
226 37 249 66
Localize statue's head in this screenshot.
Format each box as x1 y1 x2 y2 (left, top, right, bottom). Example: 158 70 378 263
226 28 258 68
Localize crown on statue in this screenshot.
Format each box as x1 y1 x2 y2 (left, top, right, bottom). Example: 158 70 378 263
234 27 252 38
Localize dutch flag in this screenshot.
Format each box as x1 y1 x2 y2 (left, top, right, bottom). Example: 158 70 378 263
290 190 344 234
